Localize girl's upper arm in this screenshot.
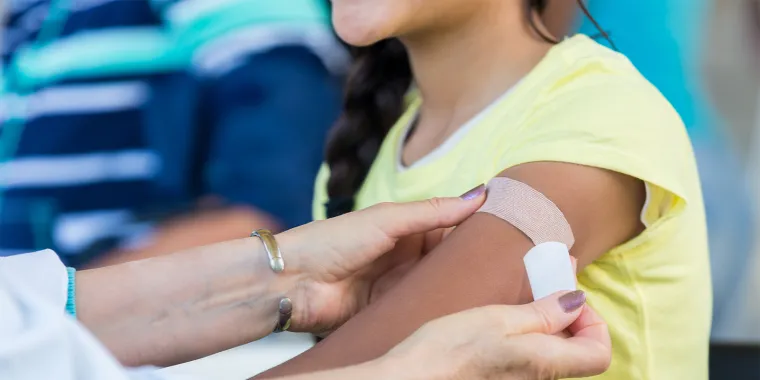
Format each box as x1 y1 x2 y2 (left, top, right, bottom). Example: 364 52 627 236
256 161 645 378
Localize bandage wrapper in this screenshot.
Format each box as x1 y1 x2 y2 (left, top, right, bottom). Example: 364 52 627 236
476 177 577 300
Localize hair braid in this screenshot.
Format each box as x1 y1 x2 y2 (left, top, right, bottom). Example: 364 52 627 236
324 40 412 217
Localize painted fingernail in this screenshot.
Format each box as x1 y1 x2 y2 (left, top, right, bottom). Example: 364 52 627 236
460 184 486 200
559 290 586 313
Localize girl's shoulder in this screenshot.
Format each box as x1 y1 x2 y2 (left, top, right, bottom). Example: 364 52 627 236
479 35 701 224
488 34 690 162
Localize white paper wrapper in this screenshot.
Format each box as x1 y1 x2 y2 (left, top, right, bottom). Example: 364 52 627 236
523 242 576 300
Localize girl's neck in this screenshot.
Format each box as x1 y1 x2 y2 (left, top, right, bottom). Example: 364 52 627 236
402 5 552 132
398 5 553 166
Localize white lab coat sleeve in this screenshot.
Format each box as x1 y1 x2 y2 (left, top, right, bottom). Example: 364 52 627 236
0 251 197 380
0 249 68 309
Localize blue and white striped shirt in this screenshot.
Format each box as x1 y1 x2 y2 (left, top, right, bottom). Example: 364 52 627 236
1 0 347 266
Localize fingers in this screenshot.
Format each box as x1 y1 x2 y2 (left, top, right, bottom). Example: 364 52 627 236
362 185 486 238
552 260 578 339
501 302 611 378
484 291 587 336
399 293 608 379
567 306 611 351
508 328 612 379
528 303 611 378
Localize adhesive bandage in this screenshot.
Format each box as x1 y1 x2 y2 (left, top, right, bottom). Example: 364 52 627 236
477 177 577 300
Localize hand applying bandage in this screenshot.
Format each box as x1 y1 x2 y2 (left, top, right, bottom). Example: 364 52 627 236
257 162 640 378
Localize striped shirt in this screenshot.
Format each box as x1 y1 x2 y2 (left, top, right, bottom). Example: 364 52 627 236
1 0 347 266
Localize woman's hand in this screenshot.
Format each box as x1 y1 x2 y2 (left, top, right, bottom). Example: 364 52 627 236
278 186 486 334
275 291 610 380
382 291 612 380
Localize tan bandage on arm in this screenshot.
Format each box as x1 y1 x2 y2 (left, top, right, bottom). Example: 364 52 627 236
477 177 575 249
477 177 576 300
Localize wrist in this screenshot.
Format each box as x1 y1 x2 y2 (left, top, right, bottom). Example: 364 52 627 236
364 355 435 380
192 238 301 341
380 347 468 380
271 231 316 332
187 236 308 340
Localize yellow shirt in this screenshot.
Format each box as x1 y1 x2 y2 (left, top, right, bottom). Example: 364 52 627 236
313 35 711 380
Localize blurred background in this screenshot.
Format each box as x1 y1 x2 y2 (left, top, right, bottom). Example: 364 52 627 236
1 0 759 379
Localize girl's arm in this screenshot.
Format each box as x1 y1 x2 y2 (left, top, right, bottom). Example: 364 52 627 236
256 162 645 378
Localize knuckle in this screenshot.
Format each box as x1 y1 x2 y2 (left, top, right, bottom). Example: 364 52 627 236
373 201 396 212
475 305 512 334
529 303 556 334
370 202 398 224
362 202 399 238
425 197 445 211
508 335 557 379
590 343 613 374
424 197 446 223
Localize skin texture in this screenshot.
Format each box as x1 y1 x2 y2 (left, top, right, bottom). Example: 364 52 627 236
257 163 644 377
78 237 289 367
75 196 485 367
542 0 581 38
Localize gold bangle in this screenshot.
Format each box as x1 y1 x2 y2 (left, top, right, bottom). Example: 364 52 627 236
251 229 285 273
250 229 291 332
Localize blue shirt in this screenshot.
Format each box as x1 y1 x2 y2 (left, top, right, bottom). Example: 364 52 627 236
1 0 345 266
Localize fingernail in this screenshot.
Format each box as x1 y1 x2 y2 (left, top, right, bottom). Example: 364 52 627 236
460 184 486 200
559 290 586 313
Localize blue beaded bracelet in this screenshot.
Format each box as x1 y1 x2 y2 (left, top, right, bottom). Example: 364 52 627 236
65 267 77 318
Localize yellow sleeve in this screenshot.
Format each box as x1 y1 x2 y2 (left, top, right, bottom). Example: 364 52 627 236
312 164 330 221
498 78 699 226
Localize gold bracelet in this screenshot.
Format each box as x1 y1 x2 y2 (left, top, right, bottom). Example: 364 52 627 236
250 229 291 333
251 229 285 273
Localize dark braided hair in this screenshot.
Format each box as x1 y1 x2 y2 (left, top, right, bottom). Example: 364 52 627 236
324 40 412 217
324 0 611 218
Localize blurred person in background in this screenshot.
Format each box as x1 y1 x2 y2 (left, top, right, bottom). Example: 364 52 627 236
0 0 346 268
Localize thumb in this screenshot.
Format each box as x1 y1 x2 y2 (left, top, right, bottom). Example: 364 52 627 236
506 291 587 336
362 184 486 238
505 304 612 379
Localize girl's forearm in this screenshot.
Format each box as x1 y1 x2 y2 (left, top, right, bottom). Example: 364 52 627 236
76 238 304 367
